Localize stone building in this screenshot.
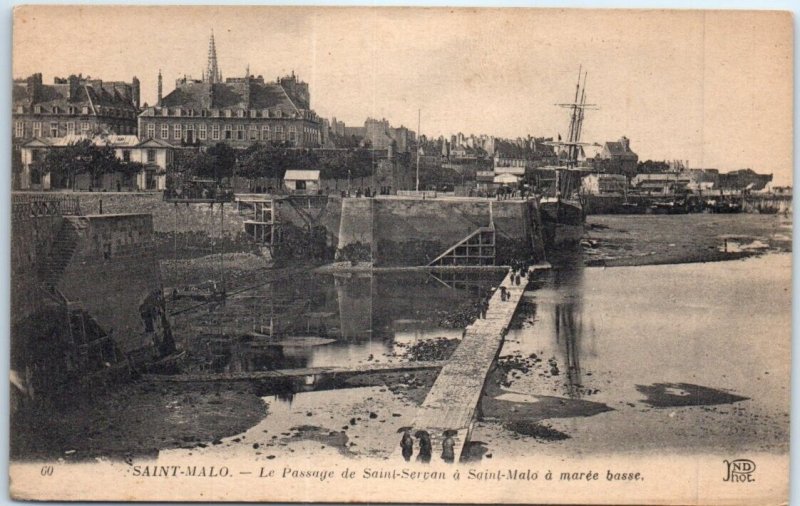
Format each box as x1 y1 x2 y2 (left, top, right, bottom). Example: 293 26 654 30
18 134 173 191
340 118 416 153
12 73 140 144
596 136 639 177
137 33 322 149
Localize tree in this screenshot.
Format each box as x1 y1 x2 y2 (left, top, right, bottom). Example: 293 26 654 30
41 139 94 189
203 143 237 180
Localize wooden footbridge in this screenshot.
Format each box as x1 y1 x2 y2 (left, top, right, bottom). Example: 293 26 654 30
396 263 549 463
144 360 445 383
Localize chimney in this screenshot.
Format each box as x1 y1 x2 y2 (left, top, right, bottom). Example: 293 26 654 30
620 136 630 151
27 73 43 103
131 76 141 109
67 74 80 101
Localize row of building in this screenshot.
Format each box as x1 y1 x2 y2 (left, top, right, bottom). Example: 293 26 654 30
12 32 420 191
581 167 776 196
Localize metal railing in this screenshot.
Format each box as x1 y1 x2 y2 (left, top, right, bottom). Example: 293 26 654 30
12 194 82 220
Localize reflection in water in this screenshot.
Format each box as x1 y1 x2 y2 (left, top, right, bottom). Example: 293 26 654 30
551 257 585 399
179 270 501 374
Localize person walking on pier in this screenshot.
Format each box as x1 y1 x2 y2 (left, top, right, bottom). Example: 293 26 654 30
400 428 414 462
415 431 432 463
441 431 456 463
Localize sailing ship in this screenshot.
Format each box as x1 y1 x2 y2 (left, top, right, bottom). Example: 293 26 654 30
539 68 595 248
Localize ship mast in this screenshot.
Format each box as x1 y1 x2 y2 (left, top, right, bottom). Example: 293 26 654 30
566 66 582 166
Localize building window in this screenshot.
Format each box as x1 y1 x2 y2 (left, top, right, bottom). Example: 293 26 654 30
66 122 75 135
147 123 155 139
14 121 24 138
224 125 232 140
261 125 270 141
50 122 59 137
288 126 297 143
249 126 258 140
122 150 131 162
199 124 207 140
161 124 169 139
34 105 42 114
212 124 220 140
81 122 90 134
275 125 284 142
82 106 89 115
147 149 156 163
237 110 245 118
173 124 181 140
32 122 42 137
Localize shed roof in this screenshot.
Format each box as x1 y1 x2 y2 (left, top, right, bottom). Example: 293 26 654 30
494 173 520 184
284 170 320 180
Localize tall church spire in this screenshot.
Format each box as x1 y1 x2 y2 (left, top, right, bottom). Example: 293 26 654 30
157 69 163 106
206 30 221 84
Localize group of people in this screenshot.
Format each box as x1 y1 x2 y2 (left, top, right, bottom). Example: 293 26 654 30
338 186 394 198
494 261 532 303
400 429 456 464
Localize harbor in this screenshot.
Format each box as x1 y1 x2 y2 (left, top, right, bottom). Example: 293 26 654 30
10 210 792 462
8 8 793 505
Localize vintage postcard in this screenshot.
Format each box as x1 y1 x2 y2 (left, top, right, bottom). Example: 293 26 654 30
9 5 792 504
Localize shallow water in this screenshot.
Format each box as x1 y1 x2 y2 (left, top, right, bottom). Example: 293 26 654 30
169 253 791 459
177 271 498 372
484 253 791 455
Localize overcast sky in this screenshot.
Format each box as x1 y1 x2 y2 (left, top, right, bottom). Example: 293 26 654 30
13 6 793 183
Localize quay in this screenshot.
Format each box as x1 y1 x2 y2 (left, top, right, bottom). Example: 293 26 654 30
397 263 550 462
143 360 446 383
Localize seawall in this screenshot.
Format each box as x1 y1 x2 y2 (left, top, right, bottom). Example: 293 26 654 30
57 214 165 354
334 197 545 266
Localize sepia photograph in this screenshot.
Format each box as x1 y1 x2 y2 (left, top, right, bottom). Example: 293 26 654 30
8 5 793 504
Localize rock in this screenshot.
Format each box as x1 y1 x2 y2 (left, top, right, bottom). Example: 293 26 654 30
349 418 357 426
369 412 378 419
252 443 260 449
267 455 276 460
212 439 222 445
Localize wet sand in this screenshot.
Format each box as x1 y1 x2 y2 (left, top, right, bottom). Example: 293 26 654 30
583 213 791 266
471 253 791 458
11 216 791 463
10 381 267 462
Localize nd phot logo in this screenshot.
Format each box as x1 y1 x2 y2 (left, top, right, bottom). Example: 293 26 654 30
723 459 756 483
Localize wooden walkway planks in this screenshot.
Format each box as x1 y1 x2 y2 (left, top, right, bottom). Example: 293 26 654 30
397 264 548 463
143 360 445 383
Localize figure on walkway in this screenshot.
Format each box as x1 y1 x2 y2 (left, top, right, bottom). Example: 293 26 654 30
441 431 456 463
500 286 508 301
416 430 432 463
400 428 414 462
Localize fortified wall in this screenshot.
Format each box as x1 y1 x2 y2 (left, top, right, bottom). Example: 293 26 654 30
12 204 169 394
73 192 257 259
56 214 165 354
286 196 546 267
